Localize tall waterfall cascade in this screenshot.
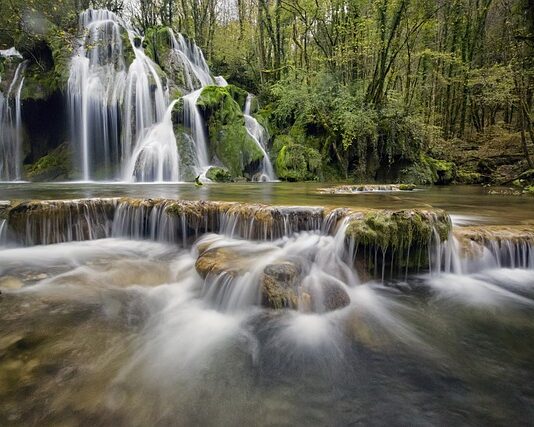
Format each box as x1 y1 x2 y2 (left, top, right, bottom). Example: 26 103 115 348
67 9 252 182
0 50 25 181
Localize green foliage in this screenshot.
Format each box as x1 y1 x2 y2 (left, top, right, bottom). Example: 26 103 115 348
206 166 232 182
275 139 322 182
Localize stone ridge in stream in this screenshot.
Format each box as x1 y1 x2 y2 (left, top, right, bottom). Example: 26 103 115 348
2 198 454 280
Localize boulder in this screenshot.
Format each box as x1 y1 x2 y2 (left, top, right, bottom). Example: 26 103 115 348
206 166 232 182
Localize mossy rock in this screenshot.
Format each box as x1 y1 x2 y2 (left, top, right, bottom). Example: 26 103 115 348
197 85 264 177
206 166 232 182
143 26 173 65
19 27 74 101
226 85 248 111
275 143 321 182
427 157 457 185
456 169 483 184
26 143 72 181
345 209 451 273
398 184 416 191
144 26 200 92
512 169 534 188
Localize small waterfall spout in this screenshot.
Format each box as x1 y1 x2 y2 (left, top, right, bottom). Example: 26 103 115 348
0 59 26 181
243 94 276 181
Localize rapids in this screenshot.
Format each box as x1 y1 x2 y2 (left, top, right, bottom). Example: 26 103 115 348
1 185 534 424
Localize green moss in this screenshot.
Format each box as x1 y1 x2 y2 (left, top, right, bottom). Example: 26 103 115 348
398 184 416 191
227 84 248 111
275 143 321 181
427 157 457 184
206 166 232 182
456 169 483 184
20 26 74 100
526 186 534 195
197 85 264 177
345 209 451 271
143 26 173 65
26 143 72 181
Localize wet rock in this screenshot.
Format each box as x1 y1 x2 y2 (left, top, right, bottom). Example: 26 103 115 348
260 262 350 312
195 246 247 278
345 208 451 274
260 262 302 309
315 279 350 312
0 276 24 290
454 225 534 244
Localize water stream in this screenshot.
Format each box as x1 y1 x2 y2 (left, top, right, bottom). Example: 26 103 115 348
0 58 26 181
244 94 276 181
0 185 533 424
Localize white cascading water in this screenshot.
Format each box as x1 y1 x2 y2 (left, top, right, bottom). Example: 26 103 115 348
167 30 214 173
0 54 25 181
68 9 129 180
244 94 276 181
68 10 269 182
125 101 180 181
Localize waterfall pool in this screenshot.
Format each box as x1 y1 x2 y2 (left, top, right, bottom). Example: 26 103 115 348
0 183 533 425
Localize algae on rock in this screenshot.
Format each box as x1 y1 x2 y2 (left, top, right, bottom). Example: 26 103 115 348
26 143 72 181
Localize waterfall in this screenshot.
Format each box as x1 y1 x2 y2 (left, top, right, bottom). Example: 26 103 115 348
68 9 242 182
68 9 177 181
125 101 180 182
168 30 213 90
68 9 129 180
183 89 210 170
243 94 276 181
0 219 7 246
0 59 26 181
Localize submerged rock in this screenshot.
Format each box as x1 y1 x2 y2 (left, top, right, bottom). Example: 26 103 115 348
260 262 303 309
319 184 416 194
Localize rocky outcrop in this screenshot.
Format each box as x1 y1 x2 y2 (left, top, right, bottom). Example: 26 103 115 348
197 85 264 177
195 242 350 312
2 198 454 277
453 225 534 269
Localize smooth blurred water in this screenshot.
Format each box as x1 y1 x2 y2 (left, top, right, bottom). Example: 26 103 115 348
0 235 532 425
1 182 534 225
1 184 534 424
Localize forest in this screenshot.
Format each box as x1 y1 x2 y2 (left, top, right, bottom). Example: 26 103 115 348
1 0 533 185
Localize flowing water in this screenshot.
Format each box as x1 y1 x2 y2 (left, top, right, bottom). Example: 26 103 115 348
244 94 276 182
67 9 255 183
0 184 534 424
0 59 26 181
